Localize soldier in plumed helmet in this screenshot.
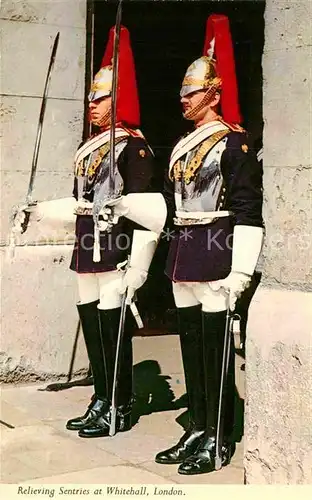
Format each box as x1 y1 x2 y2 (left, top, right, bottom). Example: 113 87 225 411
13 25 166 438
155 14 264 475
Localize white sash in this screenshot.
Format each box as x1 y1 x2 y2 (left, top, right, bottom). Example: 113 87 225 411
74 128 130 167
169 121 229 171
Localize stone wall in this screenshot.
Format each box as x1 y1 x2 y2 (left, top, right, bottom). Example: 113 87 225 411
244 0 312 484
0 1 88 381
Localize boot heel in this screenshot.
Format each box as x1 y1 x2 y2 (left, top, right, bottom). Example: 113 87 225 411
222 442 235 466
118 409 132 432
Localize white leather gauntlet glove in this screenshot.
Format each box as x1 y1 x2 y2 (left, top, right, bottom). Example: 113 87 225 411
210 225 264 311
10 201 43 235
104 196 129 217
118 229 159 305
120 267 148 305
105 193 167 233
29 197 76 226
210 272 251 311
11 207 29 235
12 198 76 234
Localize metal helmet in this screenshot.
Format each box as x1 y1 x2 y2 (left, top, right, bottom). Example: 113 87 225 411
88 25 140 128
88 66 113 102
180 56 221 98
181 14 242 125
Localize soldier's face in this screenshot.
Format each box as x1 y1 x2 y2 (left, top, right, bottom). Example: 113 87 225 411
89 96 112 126
181 90 221 122
181 90 208 120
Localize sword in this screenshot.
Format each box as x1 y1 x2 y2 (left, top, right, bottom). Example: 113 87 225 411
109 288 128 437
109 253 144 436
27 32 60 205
215 294 233 470
8 33 60 258
109 0 123 197
83 0 95 142
91 0 123 261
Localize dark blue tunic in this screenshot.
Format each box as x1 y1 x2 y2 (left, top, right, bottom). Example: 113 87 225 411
70 135 156 274
164 132 264 282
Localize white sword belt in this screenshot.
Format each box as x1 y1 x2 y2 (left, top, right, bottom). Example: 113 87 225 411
174 210 232 226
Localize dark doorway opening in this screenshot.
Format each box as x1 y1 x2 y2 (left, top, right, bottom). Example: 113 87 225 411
93 0 265 171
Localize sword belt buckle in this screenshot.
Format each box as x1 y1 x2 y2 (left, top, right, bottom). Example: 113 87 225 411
74 201 112 218
174 216 218 226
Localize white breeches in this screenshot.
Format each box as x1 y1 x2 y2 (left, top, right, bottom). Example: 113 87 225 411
77 271 124 310
172 281 228 313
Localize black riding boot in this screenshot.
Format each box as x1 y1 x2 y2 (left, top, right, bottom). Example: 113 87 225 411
178 310 235 475
155 305 206 464
66 301 109 431
79 307 133 438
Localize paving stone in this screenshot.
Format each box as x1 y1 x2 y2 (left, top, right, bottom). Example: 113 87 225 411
1 385 93 421
21 465 176 485
130 410 185 438
1 425 125 483
92 431 181 466
230 440 244 468
0 401 41 428
140 460 183 479
0 455 43 484
133 336 184 378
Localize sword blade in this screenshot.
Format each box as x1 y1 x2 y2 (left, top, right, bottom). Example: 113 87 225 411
83 1 95 141
26 32 60 205
109 291 127 437
215 298 233 470
109 0 123 196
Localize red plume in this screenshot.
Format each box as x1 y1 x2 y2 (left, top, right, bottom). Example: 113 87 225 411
203 14 242 124
101 25 140 127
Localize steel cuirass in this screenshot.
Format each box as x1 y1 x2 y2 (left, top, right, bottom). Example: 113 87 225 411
174 134 229 213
